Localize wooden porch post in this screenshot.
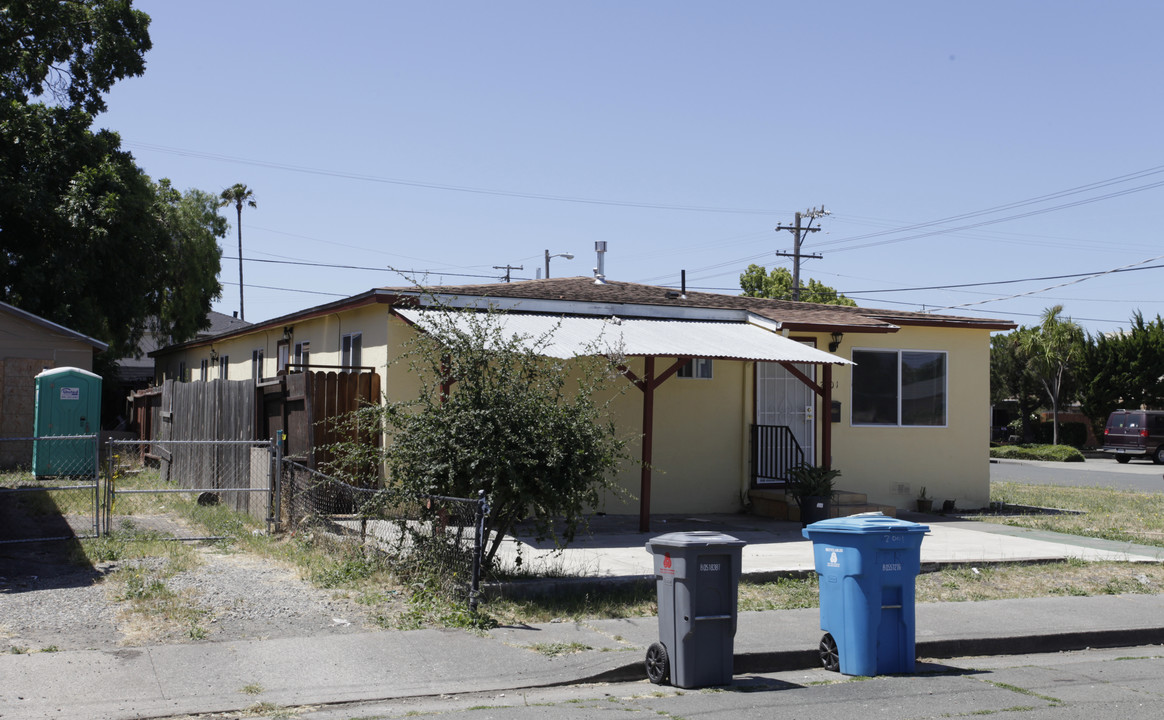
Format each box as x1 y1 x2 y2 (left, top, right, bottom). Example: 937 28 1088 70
639 356 655 533
822 364 833 471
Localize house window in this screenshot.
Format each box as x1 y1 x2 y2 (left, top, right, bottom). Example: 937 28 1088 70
178 361 187 382
200 359 208 382
342 332 362 369
678 358 713 379
252 348 264 381
277 340 290 374
851 349 946 427
219 355 229 380
294 341 310 371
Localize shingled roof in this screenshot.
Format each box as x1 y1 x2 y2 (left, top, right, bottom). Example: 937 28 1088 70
382 277 1015 333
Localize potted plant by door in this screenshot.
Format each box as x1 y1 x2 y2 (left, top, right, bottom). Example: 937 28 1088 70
787 462 841 527
916 486 933 513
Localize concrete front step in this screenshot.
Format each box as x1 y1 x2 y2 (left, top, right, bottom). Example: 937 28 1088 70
747 488 898 522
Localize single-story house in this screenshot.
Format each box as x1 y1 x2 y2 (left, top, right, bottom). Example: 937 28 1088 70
151 277 1014 525
0 301 108 466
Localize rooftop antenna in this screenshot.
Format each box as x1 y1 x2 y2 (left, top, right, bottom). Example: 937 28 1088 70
593 241 607 284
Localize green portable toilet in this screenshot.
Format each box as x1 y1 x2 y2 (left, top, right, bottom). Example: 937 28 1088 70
33 367 102 477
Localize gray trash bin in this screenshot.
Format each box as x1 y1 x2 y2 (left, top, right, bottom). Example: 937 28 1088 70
645 531 747 688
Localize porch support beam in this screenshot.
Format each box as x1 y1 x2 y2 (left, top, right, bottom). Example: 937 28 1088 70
614 355 689 533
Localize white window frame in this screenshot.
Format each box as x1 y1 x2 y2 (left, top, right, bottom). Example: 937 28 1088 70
199 359 208 382
219 355 229 380
252 348 264 381
850 348 948 428
294 341 310 370
677 357 713 379
342 332 362 370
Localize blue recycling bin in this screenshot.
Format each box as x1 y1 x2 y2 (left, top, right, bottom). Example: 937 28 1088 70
802 513 929 676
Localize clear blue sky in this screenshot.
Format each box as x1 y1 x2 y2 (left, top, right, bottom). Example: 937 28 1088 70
97 2 1164 335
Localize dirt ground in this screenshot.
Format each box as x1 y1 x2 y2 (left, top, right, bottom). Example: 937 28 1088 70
0 509 402 653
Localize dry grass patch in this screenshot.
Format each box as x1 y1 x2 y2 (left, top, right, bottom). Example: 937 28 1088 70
916 561 1164 602
988 482 1164 546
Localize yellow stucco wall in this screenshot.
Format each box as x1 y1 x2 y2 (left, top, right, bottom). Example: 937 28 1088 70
829 326 992 510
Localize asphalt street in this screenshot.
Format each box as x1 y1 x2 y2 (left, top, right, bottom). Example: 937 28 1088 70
992 456 1164 492
242 644 1164 720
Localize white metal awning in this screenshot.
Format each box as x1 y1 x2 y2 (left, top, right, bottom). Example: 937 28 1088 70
394 309 852 365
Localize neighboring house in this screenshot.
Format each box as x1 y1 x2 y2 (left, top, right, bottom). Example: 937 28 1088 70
117 311 251 390
0 301 108 466
151 277 1014 524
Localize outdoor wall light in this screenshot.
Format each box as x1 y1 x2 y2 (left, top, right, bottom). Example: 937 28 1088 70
829 332 844 352
283 325 294 341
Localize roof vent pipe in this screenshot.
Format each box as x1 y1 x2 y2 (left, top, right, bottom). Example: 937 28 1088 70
681 270 687 299
593 241 607 284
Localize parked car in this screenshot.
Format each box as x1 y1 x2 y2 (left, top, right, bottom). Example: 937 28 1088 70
1102 409 1164 464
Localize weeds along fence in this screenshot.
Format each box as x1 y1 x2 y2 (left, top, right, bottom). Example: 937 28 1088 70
105 439 277 533
280 459 489 611
0 435 99 544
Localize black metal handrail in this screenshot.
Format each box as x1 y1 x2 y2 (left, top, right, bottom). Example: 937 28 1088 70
751 424 805 486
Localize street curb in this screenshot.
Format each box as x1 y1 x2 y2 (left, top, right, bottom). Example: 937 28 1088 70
569 626 1164 685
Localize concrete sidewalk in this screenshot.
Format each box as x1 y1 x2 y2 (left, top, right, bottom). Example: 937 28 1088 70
4 517 1164 720
6 594 1164 720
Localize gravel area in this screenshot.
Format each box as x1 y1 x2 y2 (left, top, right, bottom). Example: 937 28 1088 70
0 514 406 652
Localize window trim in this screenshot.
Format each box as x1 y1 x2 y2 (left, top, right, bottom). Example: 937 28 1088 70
850 347 948 428
218 354 229 380
252 348 264 381
341 332 362 370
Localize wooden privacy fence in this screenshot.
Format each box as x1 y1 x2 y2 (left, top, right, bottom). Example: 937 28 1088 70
133 371 381 477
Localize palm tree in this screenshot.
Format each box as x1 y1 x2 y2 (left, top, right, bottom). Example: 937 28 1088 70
1019 305 1084 445
220 184 257 320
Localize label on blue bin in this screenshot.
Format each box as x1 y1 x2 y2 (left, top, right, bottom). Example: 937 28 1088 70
826 547 843 568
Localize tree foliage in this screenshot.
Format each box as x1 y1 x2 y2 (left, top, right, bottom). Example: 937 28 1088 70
325 303 630 567
1076 312 1164 438
1 0 152 114
1 2 223 357
739 264 857 306
990 328 1042 442
1015 305 1084 445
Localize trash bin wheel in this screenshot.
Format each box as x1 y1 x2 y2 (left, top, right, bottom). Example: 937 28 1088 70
819 633 840 672
645 642 670 685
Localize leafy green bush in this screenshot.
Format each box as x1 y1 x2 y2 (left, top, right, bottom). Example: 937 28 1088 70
1035 420 1088 447
989 444 1085 462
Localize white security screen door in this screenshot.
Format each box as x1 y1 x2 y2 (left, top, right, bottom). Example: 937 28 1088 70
755 345 816 482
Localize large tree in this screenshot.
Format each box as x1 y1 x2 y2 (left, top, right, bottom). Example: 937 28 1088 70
0 1 223 357
219 183 256 321
740 264 857 306
1077 312 1164 438
990 327 1042 442
1019 305 1085 445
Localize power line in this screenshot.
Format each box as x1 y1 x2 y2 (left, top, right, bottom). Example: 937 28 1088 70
128 141 786 215
844 263 1164 294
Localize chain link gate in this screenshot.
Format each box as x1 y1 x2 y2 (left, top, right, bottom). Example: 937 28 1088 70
105 439 278 538
0 435 100 544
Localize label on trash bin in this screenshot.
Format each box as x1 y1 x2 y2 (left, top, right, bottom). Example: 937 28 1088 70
661 552 674 575
826 547 843 568
700 562 721 572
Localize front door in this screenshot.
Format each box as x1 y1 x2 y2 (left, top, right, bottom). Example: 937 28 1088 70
756 347 817 481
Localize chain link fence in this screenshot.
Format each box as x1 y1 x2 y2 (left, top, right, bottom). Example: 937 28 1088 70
105 439 276 535
0 435 99 544
280 459 489 611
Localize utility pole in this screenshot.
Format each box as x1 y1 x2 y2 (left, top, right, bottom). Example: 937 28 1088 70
775 205 829 301
493 264 522 283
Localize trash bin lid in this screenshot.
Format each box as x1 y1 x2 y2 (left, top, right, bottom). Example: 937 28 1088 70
802 512 929 536
645 530 747 553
